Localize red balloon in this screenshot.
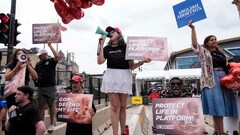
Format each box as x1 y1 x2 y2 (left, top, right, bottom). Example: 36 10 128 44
62 14 74 24
68 0 82 8
92 0 104 6
54 0 69 18
81 0 92 9
228 62 240 71
220 62 240 91
69 6 83 19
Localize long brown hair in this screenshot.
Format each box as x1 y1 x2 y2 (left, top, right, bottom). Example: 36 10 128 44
108 31 126 46
203 35 225 57
10 49 28 63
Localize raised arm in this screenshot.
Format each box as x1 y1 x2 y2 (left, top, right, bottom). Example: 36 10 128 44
188 20 198 49
26 60 38 80
97 36 106 64
48 42 60 61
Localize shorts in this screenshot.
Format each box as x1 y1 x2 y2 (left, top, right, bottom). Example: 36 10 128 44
37 86 57 106
101 68 132 94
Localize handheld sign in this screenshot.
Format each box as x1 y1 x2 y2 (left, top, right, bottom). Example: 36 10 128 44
126 36 168 61
57 93 93 124
131 96 143 105
32 23 62 44
152 98 206 135
173 0 207 28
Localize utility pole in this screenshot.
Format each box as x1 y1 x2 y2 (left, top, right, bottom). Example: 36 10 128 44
6 0 17 63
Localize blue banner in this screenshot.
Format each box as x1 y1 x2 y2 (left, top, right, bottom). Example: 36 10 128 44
173 0 207 28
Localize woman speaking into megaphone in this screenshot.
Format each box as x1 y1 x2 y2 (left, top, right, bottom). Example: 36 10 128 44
97 26 151 135
4 49 38 108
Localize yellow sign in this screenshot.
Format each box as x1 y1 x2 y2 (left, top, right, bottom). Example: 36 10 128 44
131 96 143 104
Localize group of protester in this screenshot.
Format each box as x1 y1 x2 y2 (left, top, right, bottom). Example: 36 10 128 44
0 21 237 135
151 21 238 135
0 39 97 135
0 41 60 135
147 84 198 99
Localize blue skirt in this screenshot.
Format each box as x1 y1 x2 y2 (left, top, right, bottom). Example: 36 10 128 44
201 70 238 117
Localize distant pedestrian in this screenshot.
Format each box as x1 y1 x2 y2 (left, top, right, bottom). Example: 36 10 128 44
148 89 160 102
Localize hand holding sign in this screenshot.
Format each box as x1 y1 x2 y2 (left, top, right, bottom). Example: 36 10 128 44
173 0 207 28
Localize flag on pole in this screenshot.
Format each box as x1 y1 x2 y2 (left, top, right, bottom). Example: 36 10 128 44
65 52 69 71
57 19 67 31
58 23 67 31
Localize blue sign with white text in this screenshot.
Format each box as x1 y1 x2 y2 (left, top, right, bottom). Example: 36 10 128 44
173 0 207 28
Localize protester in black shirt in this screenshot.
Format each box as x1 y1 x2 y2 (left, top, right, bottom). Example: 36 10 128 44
35 41 59 133
5 86 46 135
97 26 151 135
4 49 38 108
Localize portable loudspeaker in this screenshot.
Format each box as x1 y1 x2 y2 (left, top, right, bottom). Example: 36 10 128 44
95 26 108 37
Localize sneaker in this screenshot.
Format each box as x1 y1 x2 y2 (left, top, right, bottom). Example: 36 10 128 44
47 125 54 133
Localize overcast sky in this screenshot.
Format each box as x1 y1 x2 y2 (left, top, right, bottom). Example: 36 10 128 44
1 0 240 74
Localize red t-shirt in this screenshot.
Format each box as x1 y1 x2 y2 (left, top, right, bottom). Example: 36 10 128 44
148 93 160 100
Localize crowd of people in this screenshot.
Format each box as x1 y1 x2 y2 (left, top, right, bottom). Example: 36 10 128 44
0 38 98 135
142 83 199 101
0 22 238 135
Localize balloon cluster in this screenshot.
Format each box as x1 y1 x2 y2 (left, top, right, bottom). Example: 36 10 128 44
220 62 240 91
51 0 105 24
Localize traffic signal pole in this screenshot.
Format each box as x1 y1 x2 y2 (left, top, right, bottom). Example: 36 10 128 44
6 0 16 63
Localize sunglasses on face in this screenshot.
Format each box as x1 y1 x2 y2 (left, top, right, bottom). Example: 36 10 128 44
170 82 182 86
109 29 115 34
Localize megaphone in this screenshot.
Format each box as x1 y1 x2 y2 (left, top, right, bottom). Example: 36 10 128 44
18 53 28 62
95 26 108 37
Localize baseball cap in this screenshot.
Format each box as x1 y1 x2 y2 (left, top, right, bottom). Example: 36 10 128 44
106 26 121 33
36 48 48 56
17 86 34 100
69 75 83 83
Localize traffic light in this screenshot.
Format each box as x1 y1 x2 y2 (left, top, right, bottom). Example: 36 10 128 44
0 13 10 45
14 19 21 46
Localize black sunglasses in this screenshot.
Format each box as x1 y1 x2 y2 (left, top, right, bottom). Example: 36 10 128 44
109 29 115 34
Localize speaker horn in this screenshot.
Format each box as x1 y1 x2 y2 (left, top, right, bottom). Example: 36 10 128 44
95 26 108 37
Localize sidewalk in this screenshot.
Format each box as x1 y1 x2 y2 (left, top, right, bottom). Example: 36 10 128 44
101 105 215 135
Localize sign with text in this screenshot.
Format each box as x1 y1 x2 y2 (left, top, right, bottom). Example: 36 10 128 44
56 93 93 124
173 0 207 28
32 23 61 44
126 36 168 61
152 98 206 135
131 96 143 104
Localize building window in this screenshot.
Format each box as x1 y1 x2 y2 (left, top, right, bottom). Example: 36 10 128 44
225 48 240 56
176 56 199 69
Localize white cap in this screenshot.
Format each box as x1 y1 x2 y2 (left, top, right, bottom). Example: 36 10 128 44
36 48 48 56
